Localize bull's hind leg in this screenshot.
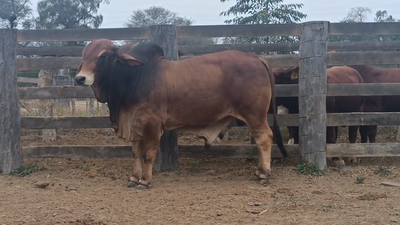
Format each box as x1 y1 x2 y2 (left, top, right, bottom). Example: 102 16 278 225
127 140 144 188
246 119 274 185
347 126 359 164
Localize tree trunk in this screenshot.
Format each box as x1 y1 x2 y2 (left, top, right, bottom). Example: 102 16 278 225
37 69 57 142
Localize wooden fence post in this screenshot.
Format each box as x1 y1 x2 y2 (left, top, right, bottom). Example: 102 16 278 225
298 21 329 170
149 25 179 172
0 29 21 173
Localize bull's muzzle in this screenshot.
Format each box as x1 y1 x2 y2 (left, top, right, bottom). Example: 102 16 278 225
75 76 87 86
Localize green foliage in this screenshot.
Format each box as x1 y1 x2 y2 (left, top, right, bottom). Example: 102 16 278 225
330 7 400 43
125 6 215 47
35 0 109 29
219 0 307 53
10 163 44 177
355 175 365 184
0 0 33 28
374 166 391 177
296 160 323 176
126 6 192 27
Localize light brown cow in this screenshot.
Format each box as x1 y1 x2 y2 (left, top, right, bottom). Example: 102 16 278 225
74 39 287 189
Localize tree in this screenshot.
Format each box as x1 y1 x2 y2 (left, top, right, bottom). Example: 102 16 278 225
36 0 109 30
219 0 307 52
0 0 33 29
341 7 371 23
126 6 192 27
374 10 398 23
330 7 400 42
125 6 215 47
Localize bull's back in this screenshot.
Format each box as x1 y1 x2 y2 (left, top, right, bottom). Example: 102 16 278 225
158 50 273 126
327 66 363 84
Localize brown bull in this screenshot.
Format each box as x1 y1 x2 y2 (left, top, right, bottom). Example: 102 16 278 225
273 66 365 165
348 65 400 143
74 39 287 189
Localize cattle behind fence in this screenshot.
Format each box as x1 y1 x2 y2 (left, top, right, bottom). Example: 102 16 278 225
2 21 400 174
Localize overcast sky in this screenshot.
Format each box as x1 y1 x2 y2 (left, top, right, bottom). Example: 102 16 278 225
28 0 400 28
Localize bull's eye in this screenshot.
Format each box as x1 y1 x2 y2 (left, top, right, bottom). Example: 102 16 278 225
98 53 107 60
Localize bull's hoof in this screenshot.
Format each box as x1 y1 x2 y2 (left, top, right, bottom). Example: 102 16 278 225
136 182 151 190
127 180 138 188
271 158 282 164
204 143 211 149
334 159 346 169
258 178 269 185
348 157 359 165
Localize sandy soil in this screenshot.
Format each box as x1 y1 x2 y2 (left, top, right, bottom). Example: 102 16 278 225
1 126 400 225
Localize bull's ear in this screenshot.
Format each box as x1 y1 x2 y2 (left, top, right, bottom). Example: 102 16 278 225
117 52 144 66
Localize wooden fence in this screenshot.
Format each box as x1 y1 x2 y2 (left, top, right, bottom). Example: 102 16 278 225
2 21 400 173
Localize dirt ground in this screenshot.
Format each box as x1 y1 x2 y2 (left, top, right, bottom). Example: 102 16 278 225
2 125 400 225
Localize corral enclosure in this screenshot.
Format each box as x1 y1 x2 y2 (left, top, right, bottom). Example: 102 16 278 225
1 21 400 224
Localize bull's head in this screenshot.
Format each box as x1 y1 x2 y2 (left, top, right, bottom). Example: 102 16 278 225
74 39 144 102
273 66 300 85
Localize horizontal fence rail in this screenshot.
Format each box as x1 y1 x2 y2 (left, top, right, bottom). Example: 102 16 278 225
16 40 400 57
16 23 400 43
329 22 400 36
16 51 400 71
21 143 400 159
17 83 400 100
20 112 400 129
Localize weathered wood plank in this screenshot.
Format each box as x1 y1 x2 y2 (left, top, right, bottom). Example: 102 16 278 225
328 51 400 66
21 116 113 129
21 143 400 159
149 25 179 172
17 77 38 84
22 144 299 159
15 51 400 72
179 43 300 55
17 28 150 42
327 112 400 126
15 23 399 43
17 40 400 57
327 83 400 96
328 41 400 52
176 24 301 38
326 143 400 157
17 46 84 56
330 22 400 36
16 83 400 100
18 86 95 99
21 113 400 130
0 29 22 173
17 57 82 71
298 21 329 169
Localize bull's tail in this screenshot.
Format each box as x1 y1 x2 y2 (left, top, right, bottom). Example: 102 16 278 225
258 56 288 158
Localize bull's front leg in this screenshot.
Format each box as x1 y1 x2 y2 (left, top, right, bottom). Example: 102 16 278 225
127 140 144 188
136 123 162 190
